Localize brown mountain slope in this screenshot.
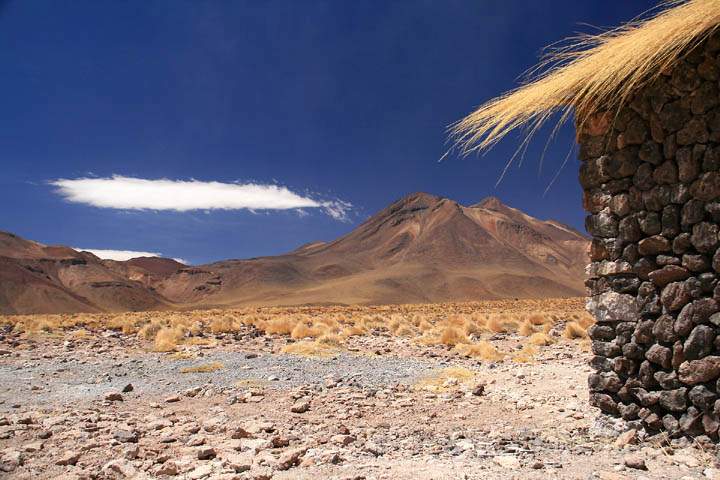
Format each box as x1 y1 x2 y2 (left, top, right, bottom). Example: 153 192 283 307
0 194 589 313
156 193 589 307
0 232 173 314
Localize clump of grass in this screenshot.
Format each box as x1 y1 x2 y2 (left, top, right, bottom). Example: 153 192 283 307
71 329 89 339
517 320 536 336
395 325 416 337
528 332 555 346
415 367 477 392
210 316 239 334
281 341 336 357
439 326 469 346
169 351 196 360
512 344 537 363
486 316 505 333
291 322 325 339
138 321 162 341
264 316 297 335
527 313 548 326
563 321 588 340
316 333 343 347
180 361 224 373
454 341 505 361
154 327 184 352
341 325 366 337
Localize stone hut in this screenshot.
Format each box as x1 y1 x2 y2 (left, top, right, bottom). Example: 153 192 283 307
453 1 720 438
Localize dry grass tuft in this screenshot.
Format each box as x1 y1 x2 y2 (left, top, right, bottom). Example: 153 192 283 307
454 341 505 361
528 332 555 346
210 316 239 334
517 320 536 336
154 327 184 352
451 0 720 159
512 345 538 363
281 341 336 357
438 326 469 346
291 322 325 339
264 316 297 335
564 321 589 340
415 367 477 392
180 361 224 373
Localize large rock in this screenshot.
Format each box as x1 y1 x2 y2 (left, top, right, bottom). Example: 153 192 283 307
689 385 717 411
590 393 619 414
661 281 695 312
691 222 719 253
684 325 716 360
653 314 679 343
690 172 720 202
679 356 720 384
586 292 639 323
659 388 688 412
675 298 720 335
648 265 690 287
645 344 672 369
588 372 623 393
638 235 671 255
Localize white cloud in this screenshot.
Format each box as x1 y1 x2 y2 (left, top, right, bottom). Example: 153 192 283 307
50 175 352 221
74 247 187 264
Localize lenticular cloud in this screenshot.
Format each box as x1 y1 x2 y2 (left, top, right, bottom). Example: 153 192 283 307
50 176 352 221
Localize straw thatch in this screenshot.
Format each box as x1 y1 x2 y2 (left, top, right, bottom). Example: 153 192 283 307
451 0 720 156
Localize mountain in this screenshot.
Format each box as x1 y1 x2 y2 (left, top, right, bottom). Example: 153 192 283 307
0 232 180 314
154 193 589 307
0 193 589 314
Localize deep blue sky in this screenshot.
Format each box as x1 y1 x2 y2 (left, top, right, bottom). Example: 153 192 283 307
0 0 657 264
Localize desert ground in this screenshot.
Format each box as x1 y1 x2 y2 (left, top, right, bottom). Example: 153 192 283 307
0 298 717 479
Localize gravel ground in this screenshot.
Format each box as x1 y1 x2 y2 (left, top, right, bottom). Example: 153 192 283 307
0 349 444 408
1 318 720 479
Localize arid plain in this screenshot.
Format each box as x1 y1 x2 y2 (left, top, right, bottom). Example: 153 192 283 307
1 298 718 480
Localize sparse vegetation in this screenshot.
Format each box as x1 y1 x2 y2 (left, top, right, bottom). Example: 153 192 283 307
180 361 224 373
0 298 592 363
415 367 477 392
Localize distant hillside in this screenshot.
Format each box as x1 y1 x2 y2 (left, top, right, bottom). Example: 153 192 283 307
155 193 589 307
0 232 179 314
0 194 589 314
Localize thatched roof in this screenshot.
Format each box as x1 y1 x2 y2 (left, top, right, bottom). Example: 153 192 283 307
452 0 720 156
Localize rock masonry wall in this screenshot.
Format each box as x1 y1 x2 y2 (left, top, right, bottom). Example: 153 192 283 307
581 31 720 438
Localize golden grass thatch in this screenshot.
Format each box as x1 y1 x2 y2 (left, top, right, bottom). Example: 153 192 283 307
451 0 720 156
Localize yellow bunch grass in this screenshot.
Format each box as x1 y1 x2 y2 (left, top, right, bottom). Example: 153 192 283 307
415 367 477 392
290 322 325 339
451 0 720 157
209 316 239 334
454 341 505 361
282 340 336 357
512 345 538 363
563 321 589 340
264 316 297 335
154 326 184 352
517 320 536 337
528 332 555 346
180 361 224 373
438 326 470 346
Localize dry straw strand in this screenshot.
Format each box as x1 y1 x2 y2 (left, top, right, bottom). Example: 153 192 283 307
451 0 720 156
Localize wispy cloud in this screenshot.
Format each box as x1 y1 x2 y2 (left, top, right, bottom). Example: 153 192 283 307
74 247 187 264
50 175 352 221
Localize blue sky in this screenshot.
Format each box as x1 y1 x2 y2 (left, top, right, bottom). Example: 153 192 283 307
1 0 657 264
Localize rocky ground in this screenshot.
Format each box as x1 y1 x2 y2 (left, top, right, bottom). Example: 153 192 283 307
1 319 720 479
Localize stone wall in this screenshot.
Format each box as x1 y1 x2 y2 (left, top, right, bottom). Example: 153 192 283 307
580 31 720 439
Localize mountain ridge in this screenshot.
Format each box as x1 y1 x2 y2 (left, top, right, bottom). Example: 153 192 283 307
0 193 589 314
